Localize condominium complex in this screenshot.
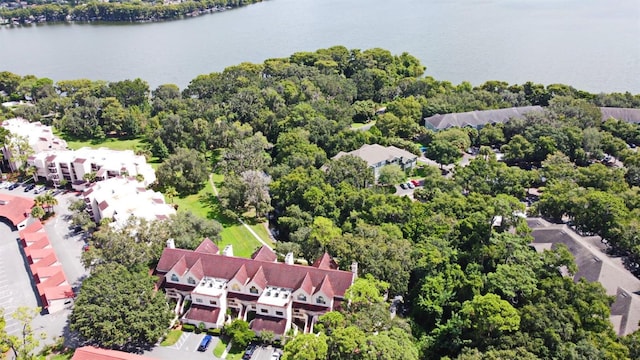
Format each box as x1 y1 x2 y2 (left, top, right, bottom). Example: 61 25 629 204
1 118 67 171
82 177 175 227
29 147 156 190
156 239 356 338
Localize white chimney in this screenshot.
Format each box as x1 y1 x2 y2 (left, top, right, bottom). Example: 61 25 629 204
222 245 233 257
284 252 294 265
350 261 358 277
166 238 175 249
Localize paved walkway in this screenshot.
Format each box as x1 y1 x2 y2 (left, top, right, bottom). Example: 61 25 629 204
208 174 272 251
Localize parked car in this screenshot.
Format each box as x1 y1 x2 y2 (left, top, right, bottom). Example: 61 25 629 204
197 335 212 352
242 345 256 360
411 179 422 187
271 352 282 360
407 182 415 189
24 184 36 192
34 185 46 194
399 183 407 189
8 183 20 190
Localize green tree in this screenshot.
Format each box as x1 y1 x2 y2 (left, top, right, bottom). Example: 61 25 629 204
425 139 461 169
326 155 373 189
460 293 520 340
69 263 172 348
222 319 255 349
156 148 208 195
283 333 328 360
1 307 46 360
30 206 45 220
377 164 406 186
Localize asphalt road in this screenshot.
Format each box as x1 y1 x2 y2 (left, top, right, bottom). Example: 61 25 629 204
144 332 221 360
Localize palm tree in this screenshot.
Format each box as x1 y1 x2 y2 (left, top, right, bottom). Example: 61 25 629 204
41 191 58 213
33 195 45 209
164 186 178 204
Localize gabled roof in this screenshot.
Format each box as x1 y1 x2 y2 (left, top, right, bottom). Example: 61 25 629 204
231 264 249 285
250 266 268 289
157 245 355 299
169 256 188 276
332 144 417 167
72 346 158 360
600 107 640 123
194 238 219 255
19 220 44 236
312 253 339 270
36 270 67 294
251 246 277 262
424 106 544 130
314 275 335 298
23 232 49 248
41 284 74 302
188 258 204 280
33 265 64 282
296 272 314 295
610 288 640 336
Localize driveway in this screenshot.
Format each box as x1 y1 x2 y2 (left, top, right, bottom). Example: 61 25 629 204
144 333 221 360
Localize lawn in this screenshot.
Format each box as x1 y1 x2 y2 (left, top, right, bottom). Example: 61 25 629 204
213 336 244 360
170 177 271 258
350 120 376 130
56 130 146 152
160 329 183 346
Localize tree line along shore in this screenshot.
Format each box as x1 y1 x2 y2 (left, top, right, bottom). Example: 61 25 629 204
0 0 262 25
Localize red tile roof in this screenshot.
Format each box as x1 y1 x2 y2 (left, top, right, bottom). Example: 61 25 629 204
33 265 65 283
0 194 34 226
312 252 339 270
41 284 74 302
157 246 354 300
315 275 335 298
71 346 158 360
27 247 56 264
250 315 287 335
22 232 49 249
169 256 188 276
19 220 44 236
183 305 221 325
36 270 67 295
296 272 314 295
188 258 204 280
194 238 219 255
231 264 249 285
251 246 277 262
250 266 268 289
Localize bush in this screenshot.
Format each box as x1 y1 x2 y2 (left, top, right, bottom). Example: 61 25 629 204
182 323 196 332
207 328 222 336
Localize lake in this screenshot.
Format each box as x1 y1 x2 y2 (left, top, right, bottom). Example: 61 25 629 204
0 0 639 93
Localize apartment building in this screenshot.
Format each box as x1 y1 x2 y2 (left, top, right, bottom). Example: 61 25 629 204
82 176 175 227
29 146 156 189
1 118 67 171
156 239 356 338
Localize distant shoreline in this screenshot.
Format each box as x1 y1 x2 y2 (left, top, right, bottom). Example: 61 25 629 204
0 0 263 27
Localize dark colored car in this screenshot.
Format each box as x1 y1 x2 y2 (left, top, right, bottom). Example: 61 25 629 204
8 183 20 190
197 335 212 352
399 183 407 189
24 184 36 192
242 345 256 360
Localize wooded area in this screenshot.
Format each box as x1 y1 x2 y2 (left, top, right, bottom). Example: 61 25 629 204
2 46 640 359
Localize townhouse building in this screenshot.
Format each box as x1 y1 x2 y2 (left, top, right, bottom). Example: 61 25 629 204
1 118 67 171
155 239 356 338
332 144 418 181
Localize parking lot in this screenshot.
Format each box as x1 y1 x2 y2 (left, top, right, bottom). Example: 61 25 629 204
145 332 222 360
0 182 88 348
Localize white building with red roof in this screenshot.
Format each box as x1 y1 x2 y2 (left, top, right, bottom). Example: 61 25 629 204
0 193 34 230
156 239 356 338
71 346 158 360
82 176 175 227
28 146 156 189
1 118 67 171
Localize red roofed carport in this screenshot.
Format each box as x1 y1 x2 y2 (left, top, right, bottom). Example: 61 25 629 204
0 193 34 230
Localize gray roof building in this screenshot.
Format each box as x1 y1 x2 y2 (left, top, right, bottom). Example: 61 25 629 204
600 107 640 124
332 144 418 181
528 218 640 336
424 106 544 131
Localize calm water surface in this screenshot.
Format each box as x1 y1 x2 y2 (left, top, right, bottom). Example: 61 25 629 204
0 0 639 93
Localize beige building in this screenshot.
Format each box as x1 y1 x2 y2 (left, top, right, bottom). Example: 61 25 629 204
332 144 418 181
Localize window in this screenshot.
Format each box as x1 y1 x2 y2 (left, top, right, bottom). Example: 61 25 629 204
170 274 179 282
188 277 196 285
297 294 307 302
231 284 240 291
209 300 217 305
250 286 259 294
316 296 326 305
275 311 283 316
195 298 202 303
260 309 268 314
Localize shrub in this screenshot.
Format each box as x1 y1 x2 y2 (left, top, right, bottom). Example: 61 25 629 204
182 323 196 332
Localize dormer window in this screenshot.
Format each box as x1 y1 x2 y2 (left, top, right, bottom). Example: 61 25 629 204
231 284 240 292
171 274 179 282
188 277 196 285
297 294 307 302
316 296 326 305
250 286 259 294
